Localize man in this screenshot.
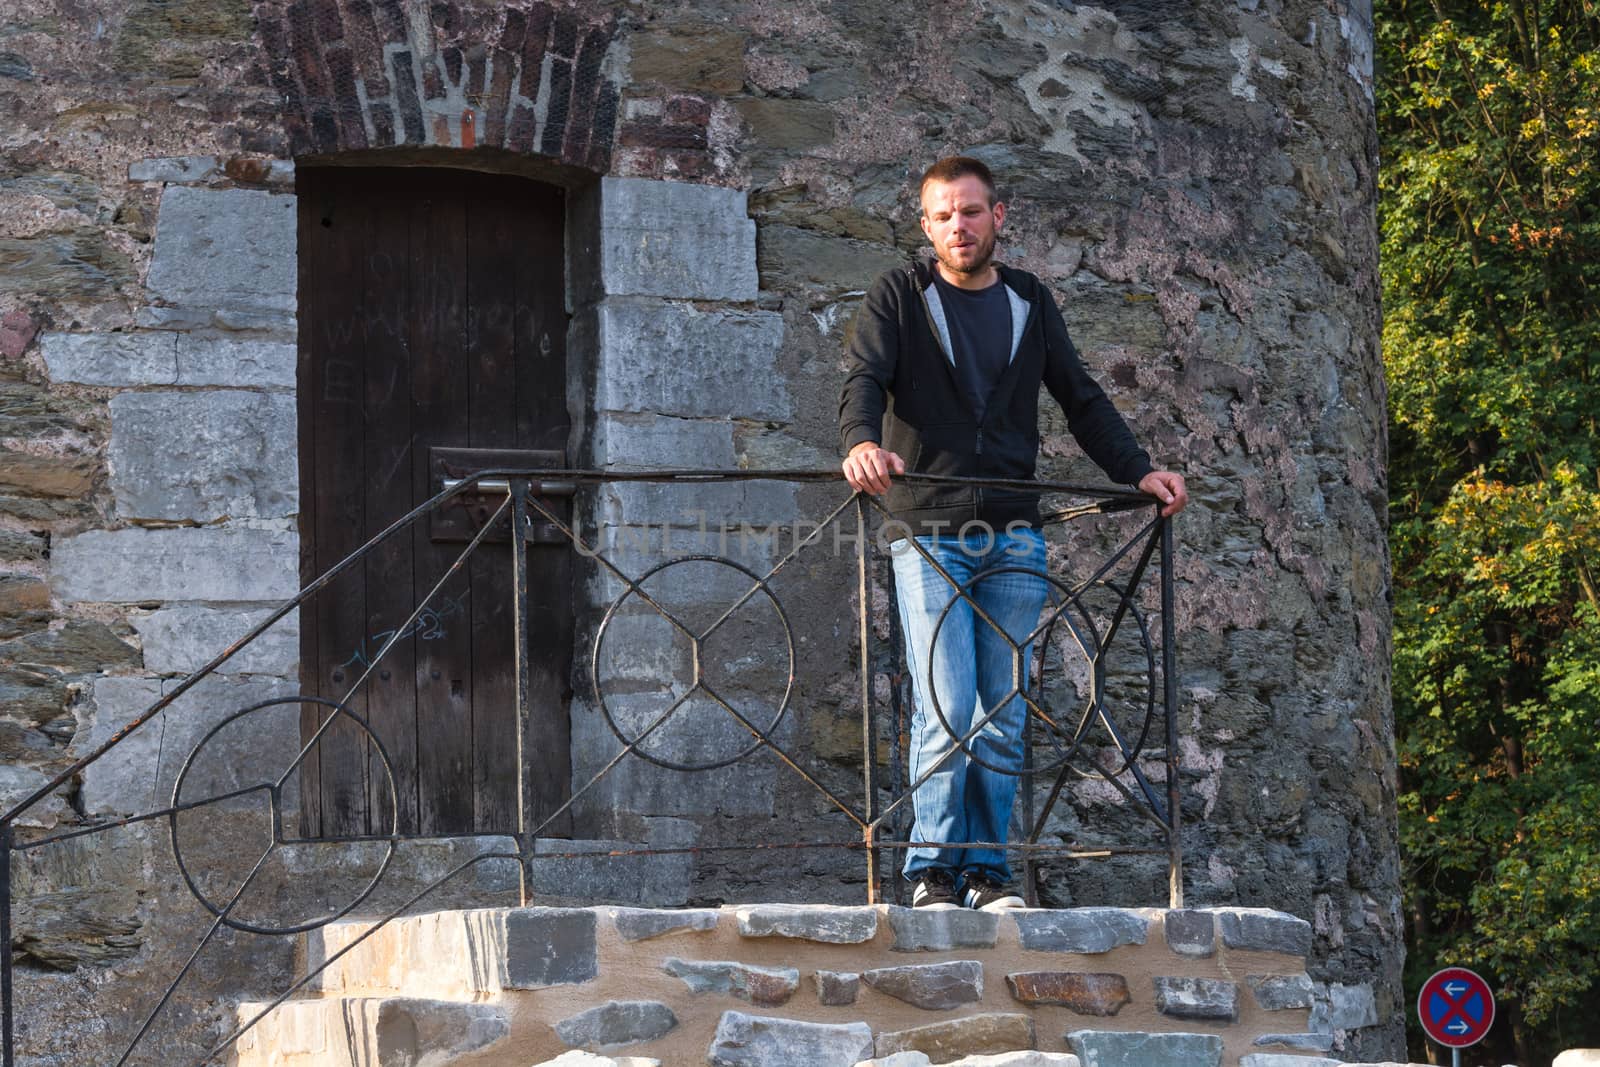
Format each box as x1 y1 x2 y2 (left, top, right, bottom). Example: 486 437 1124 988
839 156 1187 911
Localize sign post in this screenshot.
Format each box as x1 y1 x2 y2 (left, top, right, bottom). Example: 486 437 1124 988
1418 966 1495 1067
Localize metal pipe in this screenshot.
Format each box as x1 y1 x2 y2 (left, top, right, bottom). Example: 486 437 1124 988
442 477 577 496
1161 513 1185 908
511 479 535 904
856 496 881 903
2 822 13 1067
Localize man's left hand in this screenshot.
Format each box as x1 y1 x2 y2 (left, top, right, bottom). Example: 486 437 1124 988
1138 470 1189 517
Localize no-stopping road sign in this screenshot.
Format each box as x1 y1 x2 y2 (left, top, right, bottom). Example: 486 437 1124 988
1418 966 1495 1048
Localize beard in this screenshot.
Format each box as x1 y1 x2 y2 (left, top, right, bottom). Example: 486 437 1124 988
934 231 996 276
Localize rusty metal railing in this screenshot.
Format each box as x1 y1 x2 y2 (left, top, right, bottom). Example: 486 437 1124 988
0 468 1181 1066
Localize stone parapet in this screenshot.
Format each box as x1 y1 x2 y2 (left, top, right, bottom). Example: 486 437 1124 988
238 904 1341 1066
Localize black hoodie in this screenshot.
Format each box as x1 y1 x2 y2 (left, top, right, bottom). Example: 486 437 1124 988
839 259 1154 538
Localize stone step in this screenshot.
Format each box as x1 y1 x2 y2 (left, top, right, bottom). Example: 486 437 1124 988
233 996 515 1067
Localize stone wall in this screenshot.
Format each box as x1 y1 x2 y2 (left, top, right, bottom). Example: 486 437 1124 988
0 0 1397 1061
246 904 1337 1065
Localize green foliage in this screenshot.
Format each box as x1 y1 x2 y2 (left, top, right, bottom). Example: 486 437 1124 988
1378 0 1600 1056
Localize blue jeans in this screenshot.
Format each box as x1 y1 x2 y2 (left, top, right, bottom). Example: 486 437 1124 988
891 526 1048 883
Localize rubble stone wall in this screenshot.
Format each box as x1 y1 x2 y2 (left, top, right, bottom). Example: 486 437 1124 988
0 0 1396 1061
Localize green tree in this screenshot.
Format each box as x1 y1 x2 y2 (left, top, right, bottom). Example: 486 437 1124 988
1378 0 1600 1061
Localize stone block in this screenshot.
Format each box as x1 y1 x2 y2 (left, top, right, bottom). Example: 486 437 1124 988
148 186 296 313
876 1013 1035 1061
372 999 511 1063
1248 973 1316 1011
947 1056 1081 1067
594 480 798 530
888 907 1001 952
133 605 299 676
1065 1030 1223 1067
862 960 983 1010
581 298 788 420
0 764 71 829
174 335 297 387
663 958 799 1006
0 620 138 671
53 525 299 603
592 413 737 470
40 330 177 386
128 156 218 183
529 838 693 907
1216 908 1313 956
1154 976 1239 1021
576 177 757 303
757 223 903 294
815 970 860 1005
1252 1034 1334 1052
1239 1058 1339 1067
1555 1055 1600 1067
78 673 299 817
627 24 746 93
709 1011 873 1067
1012 909 1149 954
109 391 297 521
734 98 836 149
503 908 598 988
1310 981 1377 1031
736 905 877 944
555 1000 678 1049
1163 909 1216 957
612 907 721 942
1005 972 1130 1016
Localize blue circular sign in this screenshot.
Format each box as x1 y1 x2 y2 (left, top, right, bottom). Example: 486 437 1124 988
1418 966 1495 1048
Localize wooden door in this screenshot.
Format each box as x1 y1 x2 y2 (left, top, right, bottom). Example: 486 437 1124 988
296 166 573 838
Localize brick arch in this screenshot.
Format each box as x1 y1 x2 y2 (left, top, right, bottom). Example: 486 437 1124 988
254 0 620 168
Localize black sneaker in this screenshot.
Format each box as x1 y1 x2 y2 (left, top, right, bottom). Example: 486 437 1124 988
961 872 1026 911
911 869 960 910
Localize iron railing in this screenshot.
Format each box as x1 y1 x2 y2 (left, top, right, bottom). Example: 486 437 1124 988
0 468 1181 1066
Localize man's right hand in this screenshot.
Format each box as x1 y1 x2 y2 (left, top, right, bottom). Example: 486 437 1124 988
842 441 906 495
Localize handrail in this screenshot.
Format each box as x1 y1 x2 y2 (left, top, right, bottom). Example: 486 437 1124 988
1 468 1179 1066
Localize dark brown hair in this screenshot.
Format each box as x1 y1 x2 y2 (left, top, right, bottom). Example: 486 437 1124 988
918 156 998 208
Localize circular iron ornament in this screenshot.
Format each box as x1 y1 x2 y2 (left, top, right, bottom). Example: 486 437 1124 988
592 555 796 772
924 568 1155 778
169 696 398 936
1032 579 1158 780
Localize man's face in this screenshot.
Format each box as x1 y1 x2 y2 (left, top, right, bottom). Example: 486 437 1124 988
919 175 1006 277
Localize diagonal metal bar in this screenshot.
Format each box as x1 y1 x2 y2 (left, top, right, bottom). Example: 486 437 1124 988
13 785 274 852
698 683 867 828
275 492 513 790
694 493 858 643
119 843 276 1066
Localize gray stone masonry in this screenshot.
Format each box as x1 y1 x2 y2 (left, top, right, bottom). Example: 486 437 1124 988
815 970 860 1006
173 336 296 388
662 958 800 1006
861 960 984 1011
876 1013 1036 1061
503 909 598 989
52 525 298 604
579 299 789 421
1253 1033 1336 1052
860 1055 1081 1067
1065 1030 1223 1067
530 839 693 907
1249 973 1317 1011
555 1000 679 1050
109 391 296 521
1311 981 1380 1031
1162 910 1217 958
709 1011 873 1067
1217 909 1314 956
78 674 298 816
736 905 878 944
1013 909 1150 954
41 330 178 386
1153 976 1240 1022
573 177 758 305
128 156 218 183
146 186 296 313
612 908 721 942
888 907 1001 952
132 605 298 676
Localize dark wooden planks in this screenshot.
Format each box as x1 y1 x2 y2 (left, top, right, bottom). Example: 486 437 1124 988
360 177 419 834
514 185 575 835
302 168 372 838
409 170 476 835
466 176 523 833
